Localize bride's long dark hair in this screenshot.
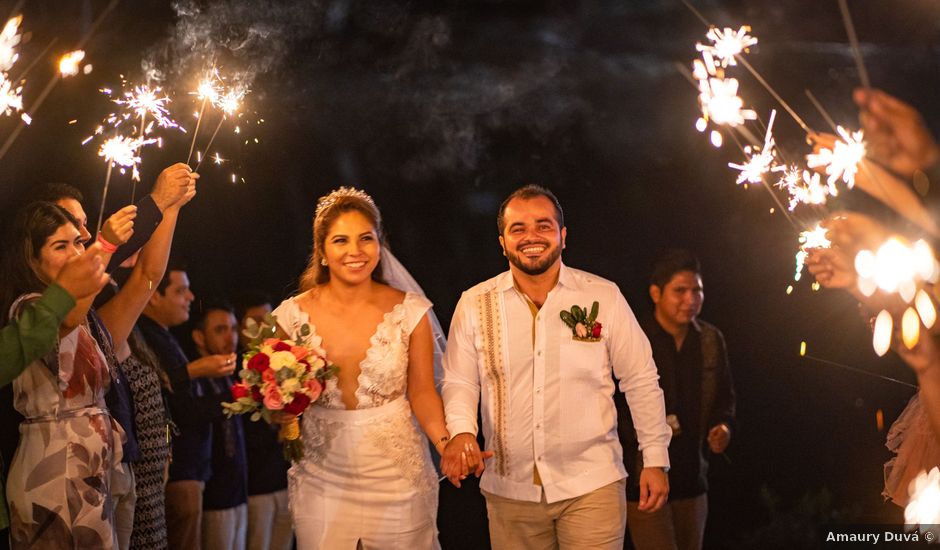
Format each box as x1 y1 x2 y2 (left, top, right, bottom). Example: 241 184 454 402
299 189 387 291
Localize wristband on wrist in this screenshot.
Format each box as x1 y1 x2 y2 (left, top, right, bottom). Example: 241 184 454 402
96 234 118 254
434 435 450 450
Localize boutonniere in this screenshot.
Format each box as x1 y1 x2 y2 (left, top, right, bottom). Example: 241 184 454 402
560 301 602 342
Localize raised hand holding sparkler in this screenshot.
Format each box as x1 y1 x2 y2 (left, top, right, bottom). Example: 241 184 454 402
854 88 940 180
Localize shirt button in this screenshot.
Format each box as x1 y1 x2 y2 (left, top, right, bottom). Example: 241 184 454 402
536 388 542 394
536 424 541 429
537 351 542 356
538 456 543 461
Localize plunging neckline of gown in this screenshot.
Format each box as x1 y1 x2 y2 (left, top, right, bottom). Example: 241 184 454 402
290 293 409 409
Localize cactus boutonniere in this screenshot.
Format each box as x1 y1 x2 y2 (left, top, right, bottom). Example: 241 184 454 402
559 301 602 342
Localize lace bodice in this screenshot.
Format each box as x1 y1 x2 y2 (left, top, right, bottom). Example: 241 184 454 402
272 291 432 410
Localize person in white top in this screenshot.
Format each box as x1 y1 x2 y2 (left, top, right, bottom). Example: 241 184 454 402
271 187 455 549
441 184 672 549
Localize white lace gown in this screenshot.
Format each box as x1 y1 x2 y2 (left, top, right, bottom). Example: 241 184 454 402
272 292 440 549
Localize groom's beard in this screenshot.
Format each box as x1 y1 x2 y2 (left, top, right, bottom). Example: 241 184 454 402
505 241 562 276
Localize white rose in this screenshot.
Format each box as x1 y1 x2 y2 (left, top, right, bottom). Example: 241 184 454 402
269 350 297 371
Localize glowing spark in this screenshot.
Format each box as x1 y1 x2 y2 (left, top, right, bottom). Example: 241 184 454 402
697 26 758 68
799 341 806 356
902 307 920 349
212 152 225 165
872 309 892 357
776 167 838 211
906 468 940 531
698 77 756 127
915 289 936 329
98 135 156 181
58 50 85 77
728 110 781 185
0 76 22 115
112 84 179 131
0 16 22 73
216 88 244 115
794 225 830 282
806 126 866 188
856 238 936 295
19 112 29 125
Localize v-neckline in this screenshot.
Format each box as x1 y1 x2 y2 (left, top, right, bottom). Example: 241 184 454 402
291 293 409 408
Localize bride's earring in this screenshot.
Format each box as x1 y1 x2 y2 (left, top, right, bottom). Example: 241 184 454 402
320 258 328 266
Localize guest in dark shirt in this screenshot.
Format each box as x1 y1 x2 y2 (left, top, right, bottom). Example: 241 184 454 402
192 301 249 550
616 249 736 550
236 292 294 550
138 264 236 550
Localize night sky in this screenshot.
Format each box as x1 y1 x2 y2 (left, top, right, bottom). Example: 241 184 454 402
2 1 940 548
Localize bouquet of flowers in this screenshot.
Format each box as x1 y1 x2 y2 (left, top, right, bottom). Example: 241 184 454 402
223 314 337 461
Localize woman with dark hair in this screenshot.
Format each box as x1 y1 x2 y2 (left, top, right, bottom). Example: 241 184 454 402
272 187 453 549
1 201 133 549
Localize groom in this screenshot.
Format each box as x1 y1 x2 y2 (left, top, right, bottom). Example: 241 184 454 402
441 185 672 549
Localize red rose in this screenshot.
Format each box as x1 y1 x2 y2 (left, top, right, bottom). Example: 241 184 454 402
591 322 602 338
272 341 292 352
247 353 270 373
300 359 311 373
250 387 262 401
231 383 249 400
283 393 311 415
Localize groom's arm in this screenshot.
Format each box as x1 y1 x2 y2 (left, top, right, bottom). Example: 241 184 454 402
608 289 671 469
442 292 481 438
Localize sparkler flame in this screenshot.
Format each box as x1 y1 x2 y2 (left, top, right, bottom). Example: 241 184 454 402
905 467 940 533
806 126 866 188
696 26 758 68
113 84 179 131
794 224 831 282
775 168 839 211
728 110 781 184
698 77 756 127
98 135 157 181
58 50 85 77
0 16 22 73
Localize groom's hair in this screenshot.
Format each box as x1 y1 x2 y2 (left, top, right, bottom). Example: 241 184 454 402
497 184 564 234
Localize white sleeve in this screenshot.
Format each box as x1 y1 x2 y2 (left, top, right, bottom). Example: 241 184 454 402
441 291 481 437
607 289 671 468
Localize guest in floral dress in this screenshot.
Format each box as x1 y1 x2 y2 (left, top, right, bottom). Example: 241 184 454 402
0 202 134 549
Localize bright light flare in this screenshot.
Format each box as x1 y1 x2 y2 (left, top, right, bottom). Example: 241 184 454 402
58 50 85 77
696 26 758 68
905 468 940 529
915 289 936 329
114 84 179 130
856 238 938 298
806 126 866 189
902 307 920 349
698 77 756 127
98 135 157 181
872 309 892 357
794 224 831 282
0 15 22 73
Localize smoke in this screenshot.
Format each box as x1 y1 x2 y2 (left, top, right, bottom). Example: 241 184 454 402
139 1 680 181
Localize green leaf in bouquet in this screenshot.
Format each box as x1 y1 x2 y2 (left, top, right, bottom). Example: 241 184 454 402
275 368 295 383
250 411 262 422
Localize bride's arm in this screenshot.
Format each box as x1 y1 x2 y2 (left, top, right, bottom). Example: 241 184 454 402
407 314 451 456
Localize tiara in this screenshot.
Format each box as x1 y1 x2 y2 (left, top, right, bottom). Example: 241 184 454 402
314 186 377 220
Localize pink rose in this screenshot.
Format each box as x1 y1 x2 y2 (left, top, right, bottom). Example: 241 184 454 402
305 378 323 402
291 346 310 361
575 323 587 338
263 388 284 410
262 369 276 384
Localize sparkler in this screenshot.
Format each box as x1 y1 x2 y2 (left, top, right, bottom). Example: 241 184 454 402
186 70 223 165
794 224 830 282
697 77 756 128
728 109 781 184
806 126 866 188
905 468 940 532
95 135 157 234
775 168 838 211
696 26 757 68
837 0 870 90
0 15 22 72
58 50 85 77
194 87 246 172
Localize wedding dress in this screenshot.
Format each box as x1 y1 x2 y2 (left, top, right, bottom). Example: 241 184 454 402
272 291 441 549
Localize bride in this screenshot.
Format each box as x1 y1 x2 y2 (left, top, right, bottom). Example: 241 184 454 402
272 187 466 549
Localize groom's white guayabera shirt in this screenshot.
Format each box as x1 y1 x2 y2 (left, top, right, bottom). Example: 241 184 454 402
443 263 672 504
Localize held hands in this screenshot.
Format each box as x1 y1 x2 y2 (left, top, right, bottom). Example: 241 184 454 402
100 205 137 247
55 244 109 300
151 163 199 211
637 467 669 513
707 423 731 454
187 353 237 379
440 432 494 488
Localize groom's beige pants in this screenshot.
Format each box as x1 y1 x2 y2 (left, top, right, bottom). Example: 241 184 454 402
483 478 626 550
